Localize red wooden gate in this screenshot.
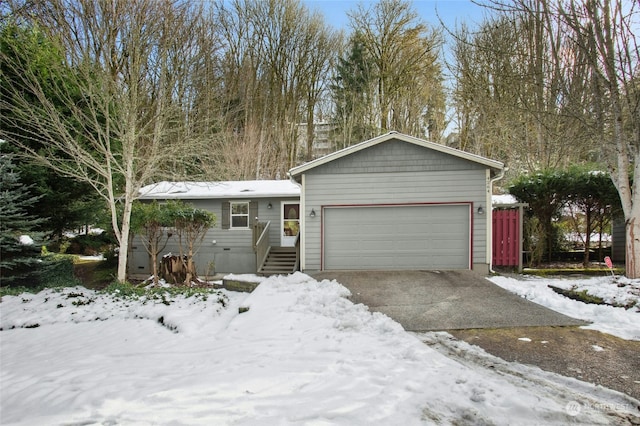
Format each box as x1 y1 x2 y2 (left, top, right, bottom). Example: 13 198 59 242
492 208 520 267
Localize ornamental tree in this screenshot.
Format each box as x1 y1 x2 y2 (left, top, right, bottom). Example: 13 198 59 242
130 200 174 286
165 201 216 286
564 167 622 266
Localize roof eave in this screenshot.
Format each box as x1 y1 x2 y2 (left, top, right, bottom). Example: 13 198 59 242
138 193 300 200
289 131 504 177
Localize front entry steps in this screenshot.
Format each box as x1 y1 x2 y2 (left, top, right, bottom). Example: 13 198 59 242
259 247 297 276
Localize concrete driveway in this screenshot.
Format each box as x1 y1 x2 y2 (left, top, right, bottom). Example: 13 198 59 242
311 270 587 331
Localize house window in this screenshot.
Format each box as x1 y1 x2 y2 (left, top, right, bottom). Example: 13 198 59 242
231 202 249 228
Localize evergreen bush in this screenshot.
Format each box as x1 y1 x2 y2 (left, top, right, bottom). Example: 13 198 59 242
0 153 44 288
41 254 80 288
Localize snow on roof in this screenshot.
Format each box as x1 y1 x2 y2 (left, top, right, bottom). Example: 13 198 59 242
139 180 300 200
492 194 518 205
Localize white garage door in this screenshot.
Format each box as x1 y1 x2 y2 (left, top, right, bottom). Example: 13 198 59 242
323 204 470 270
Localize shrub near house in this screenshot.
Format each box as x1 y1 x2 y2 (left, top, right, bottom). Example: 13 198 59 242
509 167 621 267
131 200 215 286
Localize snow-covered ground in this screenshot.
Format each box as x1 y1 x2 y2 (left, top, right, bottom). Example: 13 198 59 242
489 274 640 341
1 272 639 425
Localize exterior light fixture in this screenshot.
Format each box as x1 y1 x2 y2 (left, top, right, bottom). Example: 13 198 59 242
267 202 272 209
477 206 484 215
310 209 316 218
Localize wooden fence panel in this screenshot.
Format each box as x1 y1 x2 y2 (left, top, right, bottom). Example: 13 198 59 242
493 209 520 266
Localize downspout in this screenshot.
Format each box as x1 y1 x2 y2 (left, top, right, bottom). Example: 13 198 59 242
488 167 506 274
289 172 304 271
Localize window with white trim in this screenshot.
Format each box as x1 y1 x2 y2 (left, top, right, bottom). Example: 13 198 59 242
230 201 249 228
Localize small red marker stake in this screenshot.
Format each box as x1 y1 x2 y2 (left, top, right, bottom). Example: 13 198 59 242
604 256 615 278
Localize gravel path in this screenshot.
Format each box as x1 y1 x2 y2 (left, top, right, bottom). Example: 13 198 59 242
449 326 640 401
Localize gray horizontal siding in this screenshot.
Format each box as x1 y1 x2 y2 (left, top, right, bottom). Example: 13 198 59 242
305 139 485 176
305 171 485 203
303 169 489 271
129 196 300 276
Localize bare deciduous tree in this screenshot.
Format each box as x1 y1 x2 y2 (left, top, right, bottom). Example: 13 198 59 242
215 0 338 177
450 7 595 173
557 0 639 277
1 0 215 282
453 0 639 277
348 0 445 139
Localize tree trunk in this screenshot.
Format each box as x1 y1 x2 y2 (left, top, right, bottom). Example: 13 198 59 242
625 213 639 279
117 205 132 283
161 255 187 285
583 209 592 267
306 100 315 161
544 218 554 263
184 240 198 286
151 250 159 286
611 119 638 278
379 77 388 131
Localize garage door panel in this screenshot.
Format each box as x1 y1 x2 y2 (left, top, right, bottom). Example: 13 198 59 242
324 205 470 270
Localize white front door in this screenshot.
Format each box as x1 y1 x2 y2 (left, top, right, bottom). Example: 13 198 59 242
281 202 300 247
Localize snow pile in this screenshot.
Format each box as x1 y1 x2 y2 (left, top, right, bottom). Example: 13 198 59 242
492 194 518 205
0 286 237 336
547 275 639 308
489 275 640 341
1 273 638 425
223 273 269 284
18 235 34 245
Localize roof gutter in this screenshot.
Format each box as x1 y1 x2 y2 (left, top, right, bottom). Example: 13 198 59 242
289 172 305 270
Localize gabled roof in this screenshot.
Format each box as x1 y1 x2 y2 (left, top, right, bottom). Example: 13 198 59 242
289 131 504 179
139 180 300 200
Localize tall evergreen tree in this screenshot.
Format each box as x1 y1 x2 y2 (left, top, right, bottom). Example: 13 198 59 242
0 153 44 287
1 1 217 283
0 20 103 241
331 33 376 149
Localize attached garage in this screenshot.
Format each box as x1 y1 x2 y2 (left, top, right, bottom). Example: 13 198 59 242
323 204 471 270
289 132 504 273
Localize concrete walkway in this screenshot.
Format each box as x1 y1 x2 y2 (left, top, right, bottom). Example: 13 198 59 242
311 270 588 331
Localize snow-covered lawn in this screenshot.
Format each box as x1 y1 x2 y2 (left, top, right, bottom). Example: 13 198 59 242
489 274 640 341
1 272 638 425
